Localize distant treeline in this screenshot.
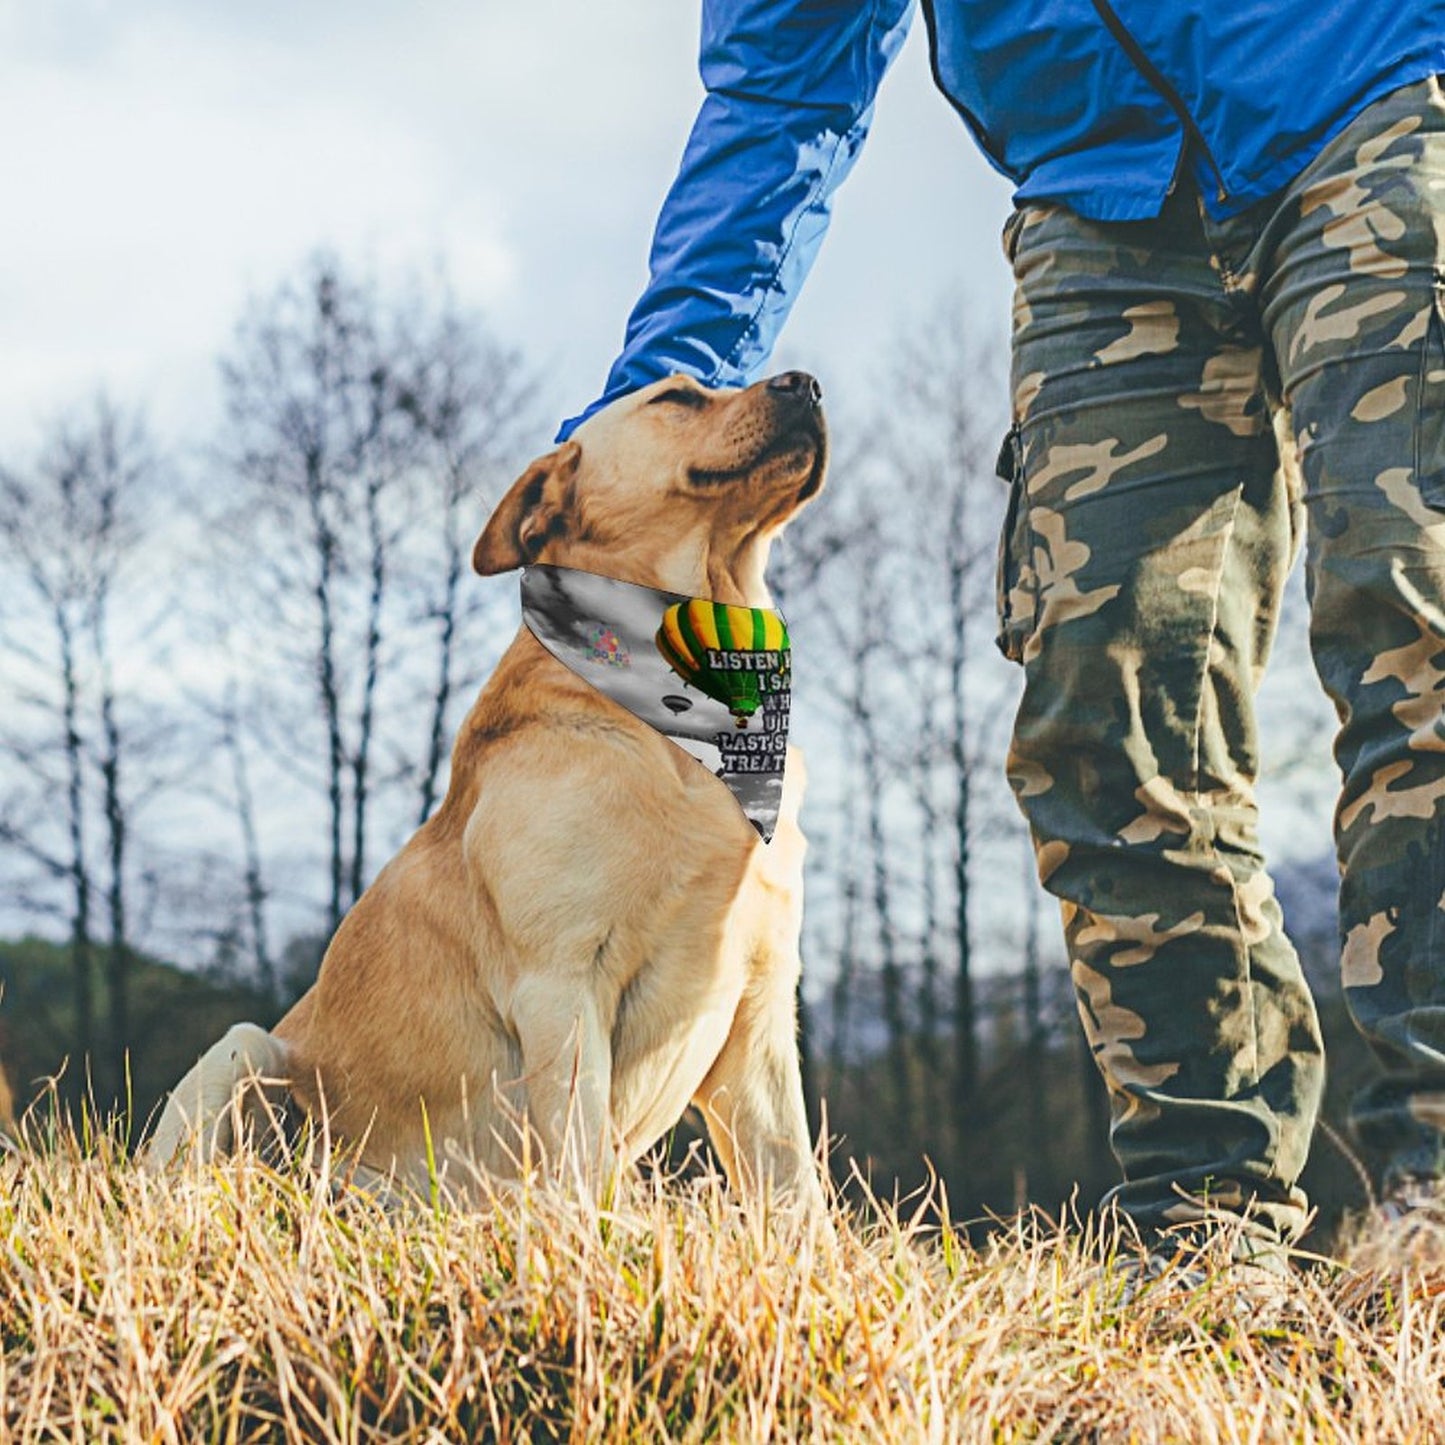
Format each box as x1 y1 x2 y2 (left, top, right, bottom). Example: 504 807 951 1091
0 910 1382 1245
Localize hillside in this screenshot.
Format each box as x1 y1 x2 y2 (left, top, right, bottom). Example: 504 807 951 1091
0 935 277 1138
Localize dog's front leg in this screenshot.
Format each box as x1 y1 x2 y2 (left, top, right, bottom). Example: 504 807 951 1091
509 977 616 1197
694 975 824 1218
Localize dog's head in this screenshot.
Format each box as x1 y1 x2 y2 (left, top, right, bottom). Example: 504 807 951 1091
472 372 827 604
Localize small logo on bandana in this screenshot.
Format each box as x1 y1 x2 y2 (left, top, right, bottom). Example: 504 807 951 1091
521 565 791 841
586 625 630 667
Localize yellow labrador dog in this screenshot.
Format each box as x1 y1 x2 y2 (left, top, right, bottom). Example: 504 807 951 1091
148 371 827 1210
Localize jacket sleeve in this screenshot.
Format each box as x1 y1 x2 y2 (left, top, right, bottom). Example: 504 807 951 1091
557 0 915 440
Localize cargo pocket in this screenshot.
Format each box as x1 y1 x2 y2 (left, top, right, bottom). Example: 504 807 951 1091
994 425 1037 664
1415 270 1445 507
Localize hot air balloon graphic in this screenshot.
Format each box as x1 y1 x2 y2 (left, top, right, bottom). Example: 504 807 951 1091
661 694 693 715
655 600 789 727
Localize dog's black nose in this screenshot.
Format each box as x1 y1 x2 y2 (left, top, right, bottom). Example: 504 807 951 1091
767 371 822 406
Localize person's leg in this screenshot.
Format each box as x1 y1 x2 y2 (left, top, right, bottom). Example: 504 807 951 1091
1263 76 1445 1187
1003 193 1324 1243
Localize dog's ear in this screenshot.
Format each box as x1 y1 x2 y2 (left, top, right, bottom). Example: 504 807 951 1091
472 442 582 576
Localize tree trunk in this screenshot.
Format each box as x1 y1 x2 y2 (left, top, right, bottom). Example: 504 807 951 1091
305 455 346 936
417 499 463 827
222 687 275 1002
350 471 387 905
946 488 977 1108
913 683 943 1134
57 606 93 1103
827 775 862 1082
93 597 129 1105
854 650 912 1142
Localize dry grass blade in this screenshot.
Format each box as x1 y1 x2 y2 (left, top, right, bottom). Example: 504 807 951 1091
1 1122 1443 1442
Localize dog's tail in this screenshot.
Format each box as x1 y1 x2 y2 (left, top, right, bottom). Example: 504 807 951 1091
144 1023 292 1169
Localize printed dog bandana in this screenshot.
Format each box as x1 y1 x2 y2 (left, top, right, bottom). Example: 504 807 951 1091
520 564 791 841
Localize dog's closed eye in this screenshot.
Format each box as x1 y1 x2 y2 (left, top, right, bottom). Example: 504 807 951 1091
649 386 706 409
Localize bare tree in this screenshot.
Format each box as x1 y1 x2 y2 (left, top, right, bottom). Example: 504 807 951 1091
217 261 401 931
873 323 1007 1110
211 255 540 958
77 410 154 1095
0 398 159 1099
219 680 276 1001
393 301 539 825
911 678 947 1126
824 749 864 1080
851 579 914 1138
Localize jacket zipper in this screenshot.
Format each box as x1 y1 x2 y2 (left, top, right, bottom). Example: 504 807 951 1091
1088 0 1230 204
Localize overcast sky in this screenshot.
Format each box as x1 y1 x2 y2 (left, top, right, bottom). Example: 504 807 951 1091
0 0 1341 908
0 0 1016 448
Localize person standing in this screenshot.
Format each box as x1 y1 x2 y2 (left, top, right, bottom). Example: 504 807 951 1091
561 0 1445 1258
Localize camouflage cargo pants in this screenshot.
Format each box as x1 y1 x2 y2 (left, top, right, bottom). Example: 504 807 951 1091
1001 75 1445 1241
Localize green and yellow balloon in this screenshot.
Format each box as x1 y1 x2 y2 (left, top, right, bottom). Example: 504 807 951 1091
656 600 789 728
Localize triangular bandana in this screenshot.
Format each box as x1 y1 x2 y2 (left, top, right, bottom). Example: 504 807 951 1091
520 564 791 842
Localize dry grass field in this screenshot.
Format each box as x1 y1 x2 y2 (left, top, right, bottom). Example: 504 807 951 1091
2 1120 1443 1444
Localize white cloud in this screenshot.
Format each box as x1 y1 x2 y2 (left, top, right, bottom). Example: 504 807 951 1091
0 2 1014 445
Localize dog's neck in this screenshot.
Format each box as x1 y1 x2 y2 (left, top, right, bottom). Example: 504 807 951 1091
706 551 772 610
548 530 776 612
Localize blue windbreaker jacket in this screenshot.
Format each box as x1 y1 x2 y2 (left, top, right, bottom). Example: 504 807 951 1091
559 0 1445 437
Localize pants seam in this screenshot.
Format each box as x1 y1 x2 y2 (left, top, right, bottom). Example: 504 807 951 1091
1186 485 1241 802
1189 481 1282 1182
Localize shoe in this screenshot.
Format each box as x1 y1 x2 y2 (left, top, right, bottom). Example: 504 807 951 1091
1377 1173 1445 1229
1342 1173 1445 1278
1109 1249 1208 1308
1095 1226 1296 1324
1327 1177 1445 1318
